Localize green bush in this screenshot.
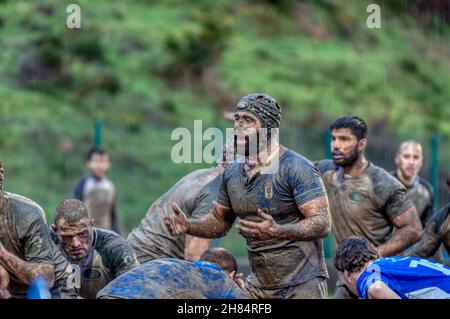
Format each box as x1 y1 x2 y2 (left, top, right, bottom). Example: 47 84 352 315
64 27 105 62
164 9 234 79
16 32 68 92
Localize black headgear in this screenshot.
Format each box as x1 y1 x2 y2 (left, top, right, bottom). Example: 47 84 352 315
236 93 281 129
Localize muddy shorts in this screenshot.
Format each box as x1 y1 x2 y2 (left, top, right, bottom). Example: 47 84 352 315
246 276 328 299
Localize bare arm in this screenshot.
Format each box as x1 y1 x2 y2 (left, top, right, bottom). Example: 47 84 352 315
0 243 54 286
163 202 236 239
409 216 442 259
0 265 11 299
367 281 401 299
184 235 212 261
378 206 422 257
0 265 8 288
237 196 331 241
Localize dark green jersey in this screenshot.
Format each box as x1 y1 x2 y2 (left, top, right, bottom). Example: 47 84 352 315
218 147 328 289
0 192 71 298
391 171 434 225
53 228 138 299
127 167 222 262
411 204 450 265
316 160 414 247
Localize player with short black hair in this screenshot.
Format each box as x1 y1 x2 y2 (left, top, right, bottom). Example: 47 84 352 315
335 237 450 299
52 199 139 299
315 115 423 298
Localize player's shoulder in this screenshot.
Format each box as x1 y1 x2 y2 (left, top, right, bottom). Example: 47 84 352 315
94 228 133 258
197 173 222 196
143 258 192 273
222 161 241 178
277 147 318 173
4 192 47 223
94 228 138 269
281 148 312 163
314 159 337 174
418 176 434 196
180 167 220 185
367 163 405 190
94 228 128 247
75 173 90 184
102 175 116 187
430 203 450 223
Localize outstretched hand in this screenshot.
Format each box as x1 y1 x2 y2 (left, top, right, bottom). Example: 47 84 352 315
163 202 190 236
236 209 279 241
0 265 10 299
231 271 245 290
0 242 6 260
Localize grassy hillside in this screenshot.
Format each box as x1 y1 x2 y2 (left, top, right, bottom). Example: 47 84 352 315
0 0 449 257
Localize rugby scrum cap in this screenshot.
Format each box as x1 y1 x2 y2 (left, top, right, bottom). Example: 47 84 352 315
235 93 281 129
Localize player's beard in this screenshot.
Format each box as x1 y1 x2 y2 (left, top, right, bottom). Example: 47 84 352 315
334 146 360 168
235 131 266 162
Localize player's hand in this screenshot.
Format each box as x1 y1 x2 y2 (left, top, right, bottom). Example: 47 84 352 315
0 243 6 260
0 288 10 299
236 209 279 241
163 202 190 236
0 265 10 299
231 271 245 290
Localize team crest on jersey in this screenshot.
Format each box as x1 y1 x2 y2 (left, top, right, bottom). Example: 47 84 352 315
264 180 273 199
349 191 365 203
83 268 102 280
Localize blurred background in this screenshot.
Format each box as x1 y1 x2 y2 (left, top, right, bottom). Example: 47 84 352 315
0 0 449 291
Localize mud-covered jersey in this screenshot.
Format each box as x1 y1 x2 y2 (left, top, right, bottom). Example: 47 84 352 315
53 228 138 299
357 256 450 299
391 171 434 225
411 204 450 264
0 192 71 298
72 174 119 233
217 146 328 290
96 258 248 299
127 167 222 263
316 160 414 247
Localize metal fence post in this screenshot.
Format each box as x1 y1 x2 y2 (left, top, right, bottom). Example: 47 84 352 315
323 131 335 259
94 120 102 148
430 134 439 208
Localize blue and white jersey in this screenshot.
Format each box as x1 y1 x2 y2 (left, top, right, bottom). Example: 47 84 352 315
357 256 450 299
96 258 248 299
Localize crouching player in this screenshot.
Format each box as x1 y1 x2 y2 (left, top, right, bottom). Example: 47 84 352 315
334 236 450 299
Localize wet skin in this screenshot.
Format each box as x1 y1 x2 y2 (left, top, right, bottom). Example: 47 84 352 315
395 143 423 185
55 219 94 261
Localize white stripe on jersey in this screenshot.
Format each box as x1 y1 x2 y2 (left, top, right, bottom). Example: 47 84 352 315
405 287 450 299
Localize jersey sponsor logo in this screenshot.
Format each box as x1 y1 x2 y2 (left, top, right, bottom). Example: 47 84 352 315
349 192 366 203
83 268 102 280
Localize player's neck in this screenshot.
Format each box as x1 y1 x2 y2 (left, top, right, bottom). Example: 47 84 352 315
353 260 374 286
243 142 280 179
246 142 279 166
340 156 368 177
217 163 226 172
396 169 416 187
